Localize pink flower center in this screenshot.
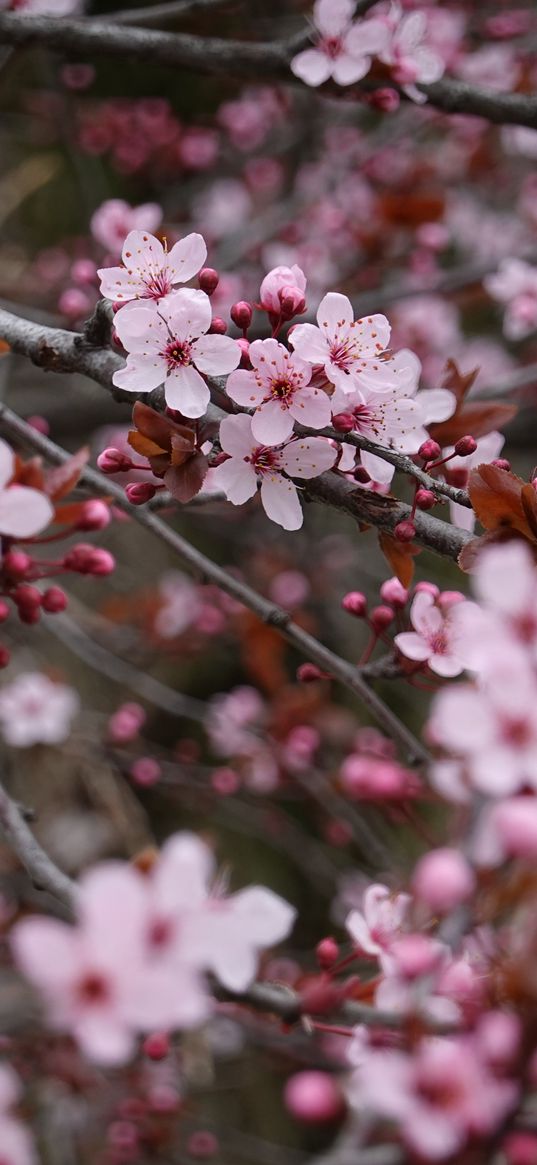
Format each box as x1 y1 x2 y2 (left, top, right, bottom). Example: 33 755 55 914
165 338 192 370
429 632 448 655
142 269 172 299
248 446 281 476
148 917 174 949
320 36 343 60
501 717 532 748
77 972 110 1004
351 402 387 441
268 375 299 405
329 338 356 372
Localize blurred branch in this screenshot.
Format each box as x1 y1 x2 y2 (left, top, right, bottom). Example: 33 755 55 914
0 774 76 911
108 0 238 27
0 13 536 129
0 407 431 764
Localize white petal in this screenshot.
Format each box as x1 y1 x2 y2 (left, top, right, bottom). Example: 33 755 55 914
0 438 14 491
212 458 257 505
193 334 240 376
260 475 303 530
0 486 54 538
290 48 333 87
218 413 255 458
167 233 207 283
112 355 166 394
164 364 210 417
251 400 295 445
279 437 337 479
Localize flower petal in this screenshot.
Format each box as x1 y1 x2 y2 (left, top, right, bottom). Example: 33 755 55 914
167 233 207 283
193 334 240 376
164 364 210 417
113 355 166 394
260 475 303 530
0 486 54 538
251 400 295 445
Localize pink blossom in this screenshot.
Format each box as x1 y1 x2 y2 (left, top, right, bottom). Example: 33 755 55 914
395 590 468 677
289 293 395 395
340 754 419 800
485 258 537 340
226 339 331 444
378 4 445 102
259 265 307 318
348 1036 517 1158
212 413 337 531
0 672 79 747
98 229 207 305
472 797 537 867
154 572 202 639
412 848 475 913
346 883 411 957
112 290 240 416
0 1066 36 1165
291 0 388 89
0 438 53 539
90 200 163 255
456 44 520 93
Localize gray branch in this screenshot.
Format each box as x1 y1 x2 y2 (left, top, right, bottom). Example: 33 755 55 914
0 776 76 911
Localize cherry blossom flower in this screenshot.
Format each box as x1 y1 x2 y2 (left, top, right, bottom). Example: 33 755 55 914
0 438 53 539
379 3 445 103
0 1065 36 1165
0 673 80 747
226 339 331 444
330 379 454 485
471 541 537 662
259 265 307 319
472 796 537 867
346 883 411 958
484 259 537 340
90 199 163 256
289 293 395 395
98 229 207 305
112 290 240 416
291 0 388 89
395 590 468 677
348 1036 517 1158
212 413 337 530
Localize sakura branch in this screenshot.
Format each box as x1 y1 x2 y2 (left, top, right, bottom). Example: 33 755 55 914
0 774 76 911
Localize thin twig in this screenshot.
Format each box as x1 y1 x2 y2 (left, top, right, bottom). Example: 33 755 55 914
0 775 76 911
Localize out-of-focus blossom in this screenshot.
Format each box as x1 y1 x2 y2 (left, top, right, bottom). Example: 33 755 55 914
112 290 240 415
456 44 520 93
484 259 537 340
395 590 468 677
0 673 79 748
1 0 81 11
291 0 388 88
90 200 162 255
98 230 207 305
378 3 445 102
212 413 337 530
0 1065 37 1165
0 438 54 539
226 339 331 444
346 883 410 957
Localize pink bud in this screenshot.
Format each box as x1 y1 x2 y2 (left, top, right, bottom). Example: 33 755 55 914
414 581 440 597
64 543 115 575
13 584 41 611
316 937 339 970
297 663 327 682
279 286 306 319
284 1071 345 1124
237 337 251 368
0 646 10 668
418 439 441 462
380 578 408 608
130 757 161 787
332 413 355 434
26 415 50 435
412 847 475 913
415 488 436 510
394 519 416 543
491 458 511 471
41 586 68 613
125 482 157 505
211 767 240 795
2 551 31 580
76 500 111 531
370 605 394 632
389 934 441 979
454 435 478 457
504 1132 537 1165
187 1132 219 1159
58 287 91 319
369 87 400 112
198 267 219 296
354 466 371 483
97 447 132 474
230 301 253 331
341 591 367 617
209 317 227 335
143 1032 170 1061
71 258 97 286
439 590 465 610
0 601 9 624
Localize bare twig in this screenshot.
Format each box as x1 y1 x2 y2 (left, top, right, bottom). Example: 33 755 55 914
0 775 76 911
108 0 237 27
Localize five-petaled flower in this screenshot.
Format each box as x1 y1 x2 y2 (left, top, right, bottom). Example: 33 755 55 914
395 590 468 678
98 229 207 305
212 413 337 530
291 0 388 88
226 338 331 445
289 292 400 395
112 289 240 416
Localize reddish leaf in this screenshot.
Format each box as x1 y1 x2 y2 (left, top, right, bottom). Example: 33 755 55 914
45 447 89 501
467 464 529 537
132 401 174 452
380 192 445 227
521 483 537 541
429 360 517 445
441 358 479 406
128 430 166 459
378 531 420 588
169 430 197 467
0 340 10 355
164 453 209 503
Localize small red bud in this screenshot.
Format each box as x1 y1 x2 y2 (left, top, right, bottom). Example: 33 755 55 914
125 481 157 506
18 606 41 625
63 544 115 575
341 591 367 617
369 87 400 112
370 604 395 632
41 586 68 613
299 977 345 1016
491 458 511 471
198 267 219 296
2 551 31 579
297 663 329 683
76 500 111 531
353 466 371 483
453 435 478 457
394 519 416 542
209 317 227 335
415 488 436 510
332 413 355 434
230 300 253 331
97 447 132 474
316 937 340 970
418 439 441 462
13 584 41 610
143 1032 170 1061
0 601 9 623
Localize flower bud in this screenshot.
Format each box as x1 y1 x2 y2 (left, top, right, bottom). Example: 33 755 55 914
316 937 339 970
297 663 327 682
369 87 400 112
187 1131 219 1159
13 584 41 611
76 499 111 531
143 1032 170 1061
412 847 475 913
209 317 227 335
0 646 10 669
279 286 306 319
284 1072 345 1124
341 591 367 617
415 488 436 510
418 439 441 462
491 458 511 471
0 601 9 624
353 465 371 483
380 577 408 608
237 337 251 368
332 413 355 434
125 482 157 505
394 519 416 542
230 301 253 331
198 267 219 296
97 447 132 474
454 435 478 457
63 543 115 575
370 605 395 633
130 757 161 787
2 551 31 580
41 586 68 613
26 415 50 435
211 767 240 795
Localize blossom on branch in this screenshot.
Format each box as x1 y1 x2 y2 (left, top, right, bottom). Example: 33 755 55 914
112 290 240 416
395 590 468 677
378 4 446 103
212 413 337 530
98 230 207 305
290 0 388 89
484 258 537 340
0 672 80 747
226 339 331 445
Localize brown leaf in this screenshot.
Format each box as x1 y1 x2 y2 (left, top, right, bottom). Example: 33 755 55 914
467 464 529 537
164 453 208 504
169 430 196 467
0 340 10 355
429 360 517 445
378 531 420 588
132 401 174 452
45 447 89 501
128 430 166 459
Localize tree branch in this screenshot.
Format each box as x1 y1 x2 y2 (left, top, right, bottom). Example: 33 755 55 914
0 774 76 911
0 405 430 763
0 13 536 129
